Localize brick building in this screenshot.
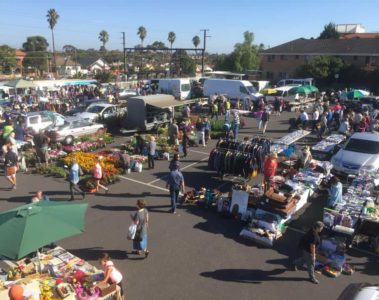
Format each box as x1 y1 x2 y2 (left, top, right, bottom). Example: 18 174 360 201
260 38 379 82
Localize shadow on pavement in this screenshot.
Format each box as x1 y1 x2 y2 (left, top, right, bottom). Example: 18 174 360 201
200 268 305 284
92 204 171 214
68 247 127 261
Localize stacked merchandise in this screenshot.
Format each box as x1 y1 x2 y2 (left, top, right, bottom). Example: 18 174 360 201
208 138 271 178
311 134 346 160
333 172 379 238
240 209 284 247
315 238 354 277
271 130 311 154
0 247 119 299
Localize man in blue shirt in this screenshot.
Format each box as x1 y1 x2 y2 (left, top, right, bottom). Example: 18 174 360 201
328 176 343 208
166 169 185 214
69 158 86 201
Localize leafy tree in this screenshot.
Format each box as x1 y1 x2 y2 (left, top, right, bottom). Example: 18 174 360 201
167 31 176 49
318 22 340 39
22 36 49 52
94 71 115 83
147 41 168 49
172 50 196 76
0 45 17 74
295 56 345 85
46 8 59 70
98 30 109 51
137 26 147 47
103 50 123 63
23 51 48 76
192 35 201 49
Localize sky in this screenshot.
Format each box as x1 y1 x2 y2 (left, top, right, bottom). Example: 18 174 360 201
0 0 379 53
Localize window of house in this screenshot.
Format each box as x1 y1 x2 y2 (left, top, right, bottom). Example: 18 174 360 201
365 56 370 64
353 56 358 61
295 55 299 60
280 55 285 60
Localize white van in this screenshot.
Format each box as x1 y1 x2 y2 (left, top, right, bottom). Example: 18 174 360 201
157 78 191 100
276 78 314 87
203 79 260 102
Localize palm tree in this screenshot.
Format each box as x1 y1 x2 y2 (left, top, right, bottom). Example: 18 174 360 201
137 26 147 47
98 30 109 51
167 31 176 50
46 8 59 72
192 35 201 49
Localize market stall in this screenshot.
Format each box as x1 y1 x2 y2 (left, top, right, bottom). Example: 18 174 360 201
311 134 346 161
0 247 120 300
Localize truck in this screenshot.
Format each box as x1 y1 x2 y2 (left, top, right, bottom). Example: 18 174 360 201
121 94 191 133
276 78 314 87
203 79 260 103
157 78 191 100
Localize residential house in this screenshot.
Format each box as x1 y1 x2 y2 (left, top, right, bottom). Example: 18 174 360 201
77 57 110 74
260 38 379 82
55 54 82 77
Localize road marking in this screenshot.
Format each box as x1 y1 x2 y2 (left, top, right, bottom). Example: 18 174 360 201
147 157 209 185
188 149 210 155
181 157 209 170
119 175 169 193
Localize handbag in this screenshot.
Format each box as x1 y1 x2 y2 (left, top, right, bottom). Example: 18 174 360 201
133 229 142 242
127 223 137 240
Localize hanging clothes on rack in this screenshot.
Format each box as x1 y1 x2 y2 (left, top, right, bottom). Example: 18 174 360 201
208 138 272 179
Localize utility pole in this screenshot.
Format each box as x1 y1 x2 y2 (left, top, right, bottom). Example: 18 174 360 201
122 32 127 76
200 29 211 75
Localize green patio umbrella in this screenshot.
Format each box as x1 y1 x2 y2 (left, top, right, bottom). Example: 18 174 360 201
303 85 319 92
0 201 88 259
288 86 312 95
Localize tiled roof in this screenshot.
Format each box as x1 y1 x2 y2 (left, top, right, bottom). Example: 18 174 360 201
262 38 379 55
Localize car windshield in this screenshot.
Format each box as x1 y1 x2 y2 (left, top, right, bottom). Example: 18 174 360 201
246 85 257 94
344 138 379 154
181 84 190 92
86 105 104 113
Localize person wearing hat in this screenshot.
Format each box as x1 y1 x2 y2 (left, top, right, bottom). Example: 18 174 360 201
293 221 324 284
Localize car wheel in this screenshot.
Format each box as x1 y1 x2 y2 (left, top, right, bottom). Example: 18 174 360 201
64 135 74 145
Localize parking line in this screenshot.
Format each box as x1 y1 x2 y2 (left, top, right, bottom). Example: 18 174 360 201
119 175 169 193
188 149 210 155
147 157 209 185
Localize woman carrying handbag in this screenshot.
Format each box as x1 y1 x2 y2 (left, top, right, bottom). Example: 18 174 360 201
131 199 149 258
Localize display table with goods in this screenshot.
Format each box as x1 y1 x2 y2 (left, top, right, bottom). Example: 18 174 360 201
270 130 311 154
0 247 120 300
311 134 346 160
324 172 379 248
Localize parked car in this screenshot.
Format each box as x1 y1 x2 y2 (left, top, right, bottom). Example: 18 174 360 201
337 283 379 300
11 111 65 134
119 89 138 99
74 103 126 122
64 99 108 116
46 117 105 144
331 132 379 175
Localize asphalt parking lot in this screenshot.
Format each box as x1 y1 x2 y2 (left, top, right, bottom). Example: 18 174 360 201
1 111 378 300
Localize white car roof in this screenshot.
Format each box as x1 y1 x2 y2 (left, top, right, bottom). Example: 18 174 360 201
87 103 116 108
350 132 379 142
